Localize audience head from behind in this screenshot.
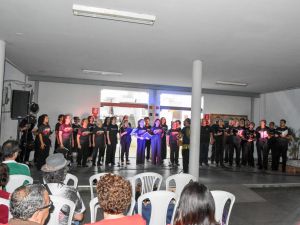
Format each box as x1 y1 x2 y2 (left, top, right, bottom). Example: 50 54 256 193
42 153 68 183
41 153 85 223
9 184 52 225
0 140 21 161
173 182 219 225
85 173 145 225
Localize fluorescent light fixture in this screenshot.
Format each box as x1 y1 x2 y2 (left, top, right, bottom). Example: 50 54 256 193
73 4 156 25
82 69 123 76
216 80 248 87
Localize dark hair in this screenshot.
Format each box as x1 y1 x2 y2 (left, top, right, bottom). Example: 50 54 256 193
176 120 181 125
260 119 267 125
269 121 275 126
173 182 219 225
104 117 110 125
0 163 9 187
184 118 191 125
110 116 116 125
144 117 150 120
1 140 21 160
153 118 161 127
96 174 132 215
280 119 286 124
250 122 255 127
38 114 48 127
58 114 64 121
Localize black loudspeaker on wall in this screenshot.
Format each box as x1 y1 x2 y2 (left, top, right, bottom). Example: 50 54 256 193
11 90 30 119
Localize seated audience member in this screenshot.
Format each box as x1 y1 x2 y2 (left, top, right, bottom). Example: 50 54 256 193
173 182 219 225
42 153 85 224
0 140 31 177
85 173 145 225
0 163 10 224
5 184 52 225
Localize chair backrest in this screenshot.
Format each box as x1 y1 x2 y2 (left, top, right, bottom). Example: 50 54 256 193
89 197 100 223
211 190 235 225
90 196 136 223
6 175 33 193
138 190 177 225
89 173 108 199
64 173 78 188
0 197 12 220
48 195 76 225
43 173 78 188
165 173 197 198
131 172 163 199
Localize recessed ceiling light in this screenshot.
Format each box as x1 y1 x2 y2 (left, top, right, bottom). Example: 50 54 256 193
82 69 123 76
16 32 24 36
216 80 248 87
73 4 156 25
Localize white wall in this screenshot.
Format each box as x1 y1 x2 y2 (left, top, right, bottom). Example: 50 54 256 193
264 89 300 130
0 62 34 144
203 94 251 118
38 82 101 146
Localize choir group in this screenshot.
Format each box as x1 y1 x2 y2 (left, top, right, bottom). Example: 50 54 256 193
17 114 291 173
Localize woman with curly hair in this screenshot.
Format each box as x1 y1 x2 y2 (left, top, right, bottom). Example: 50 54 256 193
173 182 219 225
85 173 145 225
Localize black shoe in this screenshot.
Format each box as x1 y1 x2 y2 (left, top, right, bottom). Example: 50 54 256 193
92 163 96 166
82 165 88 167
236 164 241 168
200 163 203 167
205 163 209 167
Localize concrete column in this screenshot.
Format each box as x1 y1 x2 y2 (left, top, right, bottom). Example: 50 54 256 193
259 93 266 120
189 60 202 179
0 40 5 139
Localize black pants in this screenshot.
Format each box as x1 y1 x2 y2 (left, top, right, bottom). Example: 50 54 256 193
145 140 151 160
62 138 72 161
244 141 254 167
161 136 167 160
200 142 209 164
278 141 288 172
19 142 32 163
269 138 279 171
224 143 232 163
215 139 224 165
257 140 269 169
106 141 117 164
170 144 179 165
211 143 216 163
92 143 105 164
241 141 248 166
229 142 241 166
36 142 50 170
121 140 131 162
77 141 89 166
182 148 189 173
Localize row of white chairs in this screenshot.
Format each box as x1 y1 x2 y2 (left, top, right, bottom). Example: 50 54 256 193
88 172 235 225
2 172 235 225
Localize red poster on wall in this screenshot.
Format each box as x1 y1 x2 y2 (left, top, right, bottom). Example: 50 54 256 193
92 107 99 117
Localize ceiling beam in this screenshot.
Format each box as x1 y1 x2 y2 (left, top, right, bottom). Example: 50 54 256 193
28 74 260 98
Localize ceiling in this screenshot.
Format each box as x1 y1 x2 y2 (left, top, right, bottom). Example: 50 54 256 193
1 0 300 94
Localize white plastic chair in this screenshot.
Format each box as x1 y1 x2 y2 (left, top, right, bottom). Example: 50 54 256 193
165 173 197 198
42 173 78 189
6 175 33 193
89 173 108 199
0 197 12 220
138 190 177 225
64 173 78 188
211 190 235 225
89 197 100 223
48 195 76 225
90 196 136 222
131 172 163 199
